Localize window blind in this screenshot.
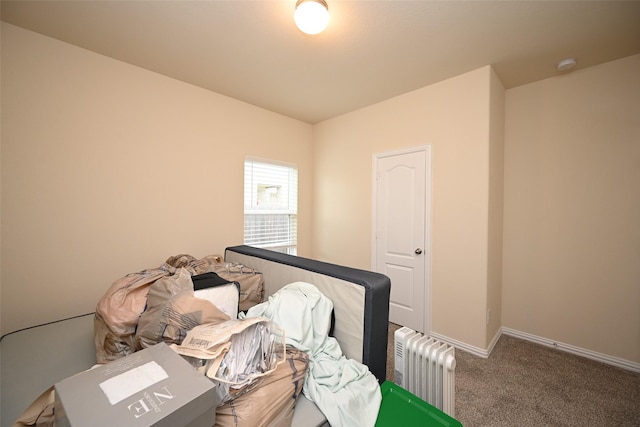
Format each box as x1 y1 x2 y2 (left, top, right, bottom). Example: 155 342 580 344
244 159 298 254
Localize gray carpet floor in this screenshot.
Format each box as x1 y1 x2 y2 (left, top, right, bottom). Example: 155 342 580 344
386 323 640 427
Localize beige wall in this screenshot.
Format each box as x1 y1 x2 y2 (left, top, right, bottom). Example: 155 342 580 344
313 66 497 350
486 68 505 346
503 54 640 363
0 24 313 335
2 22 638 367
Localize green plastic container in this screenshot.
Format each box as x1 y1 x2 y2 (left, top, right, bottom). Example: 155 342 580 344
375 381 463 426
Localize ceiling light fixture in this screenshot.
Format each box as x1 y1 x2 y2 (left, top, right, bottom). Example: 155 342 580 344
294 0 330 35
556 58 577 72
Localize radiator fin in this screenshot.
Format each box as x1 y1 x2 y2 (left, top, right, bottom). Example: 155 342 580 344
393 327 456 418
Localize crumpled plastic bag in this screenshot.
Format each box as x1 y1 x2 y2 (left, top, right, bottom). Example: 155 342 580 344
135 268 230 350
171 317 286 404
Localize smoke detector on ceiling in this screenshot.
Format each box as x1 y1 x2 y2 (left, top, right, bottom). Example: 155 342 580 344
556 58 577 72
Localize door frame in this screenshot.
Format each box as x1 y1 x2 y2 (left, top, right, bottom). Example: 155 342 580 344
371 145 432 334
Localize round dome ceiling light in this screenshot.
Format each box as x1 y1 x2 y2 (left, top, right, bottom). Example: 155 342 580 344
294 0 330 35
556 58 577 72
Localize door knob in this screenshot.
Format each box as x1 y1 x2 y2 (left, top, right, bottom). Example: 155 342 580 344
415 248 423 255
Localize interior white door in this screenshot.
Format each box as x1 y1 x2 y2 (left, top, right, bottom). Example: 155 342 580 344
373 147 430 333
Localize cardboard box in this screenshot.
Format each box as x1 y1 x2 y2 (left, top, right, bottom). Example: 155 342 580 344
55 342 217 427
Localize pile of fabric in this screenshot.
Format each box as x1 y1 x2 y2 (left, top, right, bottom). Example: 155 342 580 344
92 254 381 427
243 282 382 427
94 254 263 363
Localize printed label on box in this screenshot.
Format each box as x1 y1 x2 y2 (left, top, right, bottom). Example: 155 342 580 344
99 361 169 405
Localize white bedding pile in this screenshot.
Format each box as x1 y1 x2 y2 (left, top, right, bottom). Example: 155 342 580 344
243 281 382 427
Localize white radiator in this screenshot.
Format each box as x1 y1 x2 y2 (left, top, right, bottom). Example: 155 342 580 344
394 327 456 417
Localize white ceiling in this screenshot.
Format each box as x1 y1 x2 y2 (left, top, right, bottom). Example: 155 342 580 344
2 0 639 124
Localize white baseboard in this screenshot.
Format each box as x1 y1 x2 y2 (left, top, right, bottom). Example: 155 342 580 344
429 331 491 359
501 327 640 374
429 328 640 374
486 328 502 355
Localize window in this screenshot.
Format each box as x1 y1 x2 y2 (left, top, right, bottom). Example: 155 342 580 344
244 158 298 255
